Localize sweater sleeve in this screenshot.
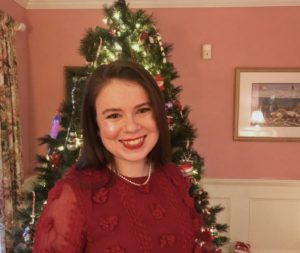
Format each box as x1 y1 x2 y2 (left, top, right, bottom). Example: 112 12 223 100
164 164 220 253
164 164 203 226
32 180 86 253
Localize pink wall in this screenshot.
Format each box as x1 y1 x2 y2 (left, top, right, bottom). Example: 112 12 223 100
25 6 300 179
1 0 30 177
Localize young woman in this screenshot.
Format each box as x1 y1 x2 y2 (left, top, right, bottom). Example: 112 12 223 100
32 60 204 253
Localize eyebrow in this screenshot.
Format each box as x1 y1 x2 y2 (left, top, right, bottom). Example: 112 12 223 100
101 102 151 115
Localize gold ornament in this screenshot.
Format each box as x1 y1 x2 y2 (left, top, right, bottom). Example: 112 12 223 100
67 132 80 151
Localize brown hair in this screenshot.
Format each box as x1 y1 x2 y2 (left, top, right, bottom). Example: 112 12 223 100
76 60 171 170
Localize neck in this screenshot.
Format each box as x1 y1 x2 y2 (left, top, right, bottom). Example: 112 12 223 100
113 160 150 177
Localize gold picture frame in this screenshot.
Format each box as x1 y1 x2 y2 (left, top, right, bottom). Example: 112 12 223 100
234 68 300 141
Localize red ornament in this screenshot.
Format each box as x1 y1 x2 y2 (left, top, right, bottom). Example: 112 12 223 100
108 29 116 36
234 241 251 253
199 227 213 243
167 115 174 125
166 115 175 130
139 32 149 43
179 161 193 177
49 153 61 168
155 74 164 91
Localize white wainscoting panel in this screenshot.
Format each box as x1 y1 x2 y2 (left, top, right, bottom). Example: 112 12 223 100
202 179 300 253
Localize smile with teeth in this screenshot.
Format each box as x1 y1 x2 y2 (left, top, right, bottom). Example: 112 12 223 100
120 136 146 150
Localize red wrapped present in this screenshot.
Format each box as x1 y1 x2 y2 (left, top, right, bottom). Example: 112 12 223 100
234 241 251 253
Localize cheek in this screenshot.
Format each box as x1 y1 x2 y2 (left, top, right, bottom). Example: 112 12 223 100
147 116 159 132
99 121 120 140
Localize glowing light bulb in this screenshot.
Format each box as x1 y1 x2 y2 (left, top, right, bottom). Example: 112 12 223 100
136 23 141 28
131 43 140 51
114 42 122 51
103 18 108 24
113 11 121 20
76 138 82 147
108 53 117 61
58 145 64 151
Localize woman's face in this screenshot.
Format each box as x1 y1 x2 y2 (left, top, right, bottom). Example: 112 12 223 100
95 78 159 168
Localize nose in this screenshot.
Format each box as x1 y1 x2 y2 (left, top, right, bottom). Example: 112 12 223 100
124 114 141 133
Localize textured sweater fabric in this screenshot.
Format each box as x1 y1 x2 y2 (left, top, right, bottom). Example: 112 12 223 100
32 163 202 253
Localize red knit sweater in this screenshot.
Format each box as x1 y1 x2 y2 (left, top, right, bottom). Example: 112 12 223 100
32 163 204 253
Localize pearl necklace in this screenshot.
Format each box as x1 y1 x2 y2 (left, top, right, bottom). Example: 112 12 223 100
116 164 152 187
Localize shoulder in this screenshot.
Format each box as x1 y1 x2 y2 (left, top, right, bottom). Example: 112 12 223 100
61 165 111 190
160 163 188 186
160 163 183 178
46 166 111 212
160 163 194 207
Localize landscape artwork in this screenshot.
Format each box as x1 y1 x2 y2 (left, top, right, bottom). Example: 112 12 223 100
251 83 300 127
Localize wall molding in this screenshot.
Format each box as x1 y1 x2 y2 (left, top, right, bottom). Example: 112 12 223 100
14 0 300 9
14 0 29 8
202 178 300 253
203 178 300 187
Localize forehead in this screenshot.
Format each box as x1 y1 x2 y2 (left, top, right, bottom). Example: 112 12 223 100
95 79 150 108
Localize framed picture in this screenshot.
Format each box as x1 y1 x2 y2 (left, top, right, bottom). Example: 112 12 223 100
234 68 300 141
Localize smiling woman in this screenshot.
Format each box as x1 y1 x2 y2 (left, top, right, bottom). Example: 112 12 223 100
95 79 159 177
32 60 212 253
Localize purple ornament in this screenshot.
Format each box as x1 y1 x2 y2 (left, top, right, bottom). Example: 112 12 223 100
165 101 173 111
49 114 61 139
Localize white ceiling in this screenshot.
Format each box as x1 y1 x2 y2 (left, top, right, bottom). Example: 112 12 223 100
13 0 300 9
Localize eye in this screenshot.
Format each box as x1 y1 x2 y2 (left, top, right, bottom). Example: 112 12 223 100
106 113 121 119
137 107 151 114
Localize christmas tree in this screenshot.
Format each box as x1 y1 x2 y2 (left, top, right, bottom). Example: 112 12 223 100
9 0 228 252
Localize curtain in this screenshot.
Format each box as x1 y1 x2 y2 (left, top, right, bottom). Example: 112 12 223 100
0 11 23 253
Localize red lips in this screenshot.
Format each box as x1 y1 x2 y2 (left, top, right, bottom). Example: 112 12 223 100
120 136 146 150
